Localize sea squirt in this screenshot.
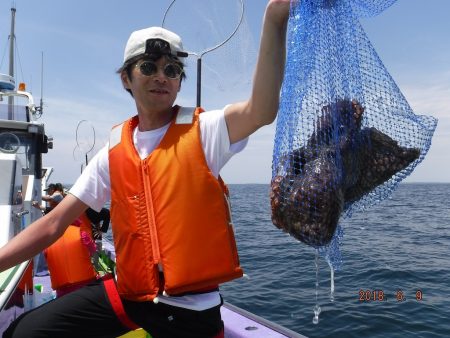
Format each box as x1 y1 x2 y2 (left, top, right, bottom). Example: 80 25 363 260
270 100 420 247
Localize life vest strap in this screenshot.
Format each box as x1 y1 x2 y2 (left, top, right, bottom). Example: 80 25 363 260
109 123 124 150
102 275 140 330
175 106 196 124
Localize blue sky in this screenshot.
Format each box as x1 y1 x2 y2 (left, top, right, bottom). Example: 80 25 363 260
1 0 449 184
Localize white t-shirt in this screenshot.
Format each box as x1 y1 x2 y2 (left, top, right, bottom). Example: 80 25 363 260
70 107 247 310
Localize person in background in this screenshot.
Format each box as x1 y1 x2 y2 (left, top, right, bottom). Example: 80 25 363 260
43 183 56 197
0 1 290 337
32 183 57 214
32 183 64 215
54 183 66 197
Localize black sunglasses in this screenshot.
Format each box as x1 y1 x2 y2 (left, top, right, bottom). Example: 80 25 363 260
136 61 184 79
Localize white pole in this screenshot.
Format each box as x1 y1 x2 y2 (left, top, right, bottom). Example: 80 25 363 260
8 7 16 119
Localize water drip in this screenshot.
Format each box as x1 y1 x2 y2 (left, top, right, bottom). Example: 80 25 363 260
327 258 335 302
312 249 321 324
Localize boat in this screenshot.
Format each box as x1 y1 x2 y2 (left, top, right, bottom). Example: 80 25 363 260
0 5 54 333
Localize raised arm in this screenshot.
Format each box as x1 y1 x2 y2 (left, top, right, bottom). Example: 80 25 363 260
0 194 88 272
225 0 291 144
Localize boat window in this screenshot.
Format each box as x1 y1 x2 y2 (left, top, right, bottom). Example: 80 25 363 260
0 104 28 122
0 159 15 205
0 130 38 176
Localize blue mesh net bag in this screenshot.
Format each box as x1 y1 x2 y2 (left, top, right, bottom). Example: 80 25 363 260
270 0 437 268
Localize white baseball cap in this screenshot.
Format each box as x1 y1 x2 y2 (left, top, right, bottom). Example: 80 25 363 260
123 26 188 63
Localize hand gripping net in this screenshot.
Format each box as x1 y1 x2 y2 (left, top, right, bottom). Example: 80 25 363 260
270 0 437 268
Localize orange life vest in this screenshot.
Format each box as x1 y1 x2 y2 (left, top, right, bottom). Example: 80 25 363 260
109 106 243 302
45 214 97 291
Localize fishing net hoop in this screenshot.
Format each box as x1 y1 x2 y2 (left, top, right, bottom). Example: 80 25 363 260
74 119 96 169
161 0 245 59
161 0 246 106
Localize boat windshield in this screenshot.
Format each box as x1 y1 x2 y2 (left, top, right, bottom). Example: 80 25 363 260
0 104 29 122
0 129 41 177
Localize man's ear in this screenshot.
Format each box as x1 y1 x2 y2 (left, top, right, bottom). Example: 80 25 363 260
121 71 131 90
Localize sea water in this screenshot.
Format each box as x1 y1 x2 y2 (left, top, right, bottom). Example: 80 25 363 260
219 183 450 338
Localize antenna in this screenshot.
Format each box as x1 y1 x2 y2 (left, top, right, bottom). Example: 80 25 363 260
35 51 44 118
7 6 16 119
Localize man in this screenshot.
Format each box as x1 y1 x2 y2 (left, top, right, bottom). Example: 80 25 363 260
1 1 290 337
43 183 56 196
31 183 63 214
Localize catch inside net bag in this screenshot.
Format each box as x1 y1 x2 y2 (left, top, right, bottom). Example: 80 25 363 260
270 0 437 269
